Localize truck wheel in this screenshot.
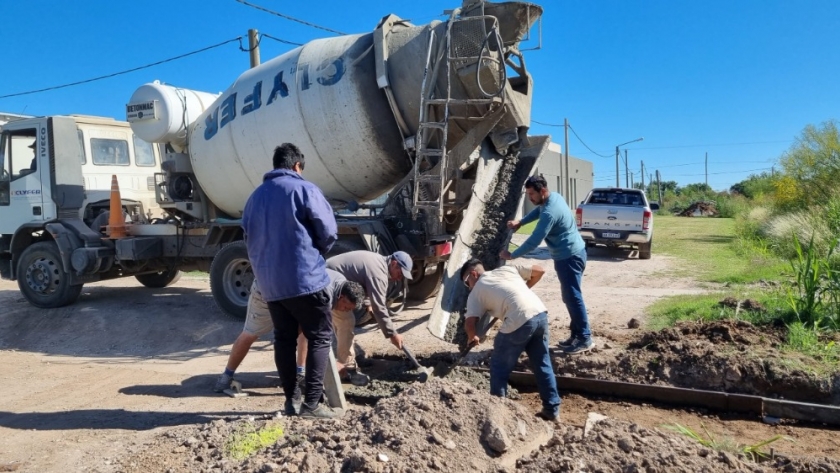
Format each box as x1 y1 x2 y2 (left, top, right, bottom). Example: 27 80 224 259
135 270 182 288
407 262 444 301
16 241 83 308
639 239 653 260
210 241 253 319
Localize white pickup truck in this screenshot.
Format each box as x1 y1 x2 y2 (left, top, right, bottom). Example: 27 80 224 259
575 188 660 259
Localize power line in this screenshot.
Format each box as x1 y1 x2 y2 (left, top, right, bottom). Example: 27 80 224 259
633 140 792 151
532 119 564 127
235 0 346 35
0 37 243 100
568 124 613 158
261 33 303 47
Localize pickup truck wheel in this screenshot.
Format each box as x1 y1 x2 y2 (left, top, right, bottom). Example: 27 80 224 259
408 262 444 301
135 270 182 288
16 241 83 308
639 240 653 260
210 241 253 319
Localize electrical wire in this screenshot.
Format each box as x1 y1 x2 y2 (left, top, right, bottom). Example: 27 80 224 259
568 124 613 158
261 33 303 47
234 0 346 35
0 37 243 100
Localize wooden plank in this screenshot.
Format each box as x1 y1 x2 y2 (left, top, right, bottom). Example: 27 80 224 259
764 399 840 426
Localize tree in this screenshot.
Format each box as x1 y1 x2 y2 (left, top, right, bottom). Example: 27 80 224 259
779 120 840 208
730 172 775 199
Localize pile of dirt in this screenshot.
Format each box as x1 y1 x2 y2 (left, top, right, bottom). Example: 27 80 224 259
679 201 719 217
116 377 551 473
518 415 840 473
556 320 840 404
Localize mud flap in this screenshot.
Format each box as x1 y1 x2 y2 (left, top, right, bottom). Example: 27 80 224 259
427 135 549 341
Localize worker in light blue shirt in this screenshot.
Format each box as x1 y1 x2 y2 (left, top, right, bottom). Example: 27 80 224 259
500 175 592 354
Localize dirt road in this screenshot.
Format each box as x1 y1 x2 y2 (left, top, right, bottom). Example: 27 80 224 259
0 243 785 472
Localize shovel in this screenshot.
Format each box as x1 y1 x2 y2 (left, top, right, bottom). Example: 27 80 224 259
402 344 432 382
437 314 499 377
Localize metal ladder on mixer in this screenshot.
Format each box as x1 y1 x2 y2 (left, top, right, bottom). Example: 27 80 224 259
411 14 503 221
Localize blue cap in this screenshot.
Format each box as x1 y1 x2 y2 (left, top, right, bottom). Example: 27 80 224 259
391 251 414 280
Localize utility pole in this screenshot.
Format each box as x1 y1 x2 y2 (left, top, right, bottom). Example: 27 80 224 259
614 146 620 187
564 118 570 204
656 170 663 204
641 160 645 191
630 172 634 188
705 152 708 187
248 29 261 68
624 150 629 187
615 137 644 187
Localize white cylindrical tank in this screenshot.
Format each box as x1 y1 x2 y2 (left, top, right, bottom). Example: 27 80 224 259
127 81 219 150
186 33 416 217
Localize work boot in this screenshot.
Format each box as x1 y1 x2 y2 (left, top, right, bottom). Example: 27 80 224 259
213 373 233 393
299 403 339 419
340 367 371 386
557 336 575 348
536 408 559 421
564 337 594 354
283 397 300 416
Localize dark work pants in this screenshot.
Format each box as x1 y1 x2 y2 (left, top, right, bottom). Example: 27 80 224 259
268 288 333 410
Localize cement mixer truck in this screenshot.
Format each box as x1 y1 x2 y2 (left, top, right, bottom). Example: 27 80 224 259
1 0 550 318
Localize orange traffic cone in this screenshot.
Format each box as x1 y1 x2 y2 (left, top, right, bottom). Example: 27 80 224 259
106 174 127 239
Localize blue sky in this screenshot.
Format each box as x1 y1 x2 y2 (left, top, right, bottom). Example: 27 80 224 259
4 0 839 191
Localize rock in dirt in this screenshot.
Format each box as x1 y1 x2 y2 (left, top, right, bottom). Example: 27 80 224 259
583 412 609 437
482 419 511 453
627 318 641 329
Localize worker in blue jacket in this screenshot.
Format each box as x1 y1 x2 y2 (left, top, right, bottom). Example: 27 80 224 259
501 175 592 354
242 142 338 418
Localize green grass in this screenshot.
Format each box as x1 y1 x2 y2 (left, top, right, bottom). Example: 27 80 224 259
652 215 787 283
663 423 790 462
517 221 537 235
225 423 284 460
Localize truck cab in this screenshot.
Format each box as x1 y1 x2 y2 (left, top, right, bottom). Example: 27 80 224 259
0 115 161 231
0 115 164 305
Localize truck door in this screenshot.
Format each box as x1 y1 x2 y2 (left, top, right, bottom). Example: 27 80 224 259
0 124 47 233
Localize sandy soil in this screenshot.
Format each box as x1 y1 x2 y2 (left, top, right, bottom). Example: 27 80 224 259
0 238 835 472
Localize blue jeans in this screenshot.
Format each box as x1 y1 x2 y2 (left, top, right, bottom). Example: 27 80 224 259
490 312 561 416
554 248 591 340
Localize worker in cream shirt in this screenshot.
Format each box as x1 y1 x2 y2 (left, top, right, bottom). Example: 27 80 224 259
461 259 561 421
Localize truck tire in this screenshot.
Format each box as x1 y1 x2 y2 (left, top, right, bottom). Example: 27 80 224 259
16 241 84 308
407 262 444 301
639 239 652 260
135 270 182 288
210 241 253 319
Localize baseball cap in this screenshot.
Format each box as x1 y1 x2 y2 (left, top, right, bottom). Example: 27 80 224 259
391 251 414 281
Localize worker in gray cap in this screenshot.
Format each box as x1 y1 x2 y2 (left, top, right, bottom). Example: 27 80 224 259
326 250 412 385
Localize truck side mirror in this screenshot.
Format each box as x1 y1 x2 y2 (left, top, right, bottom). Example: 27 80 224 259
650 202 660 211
